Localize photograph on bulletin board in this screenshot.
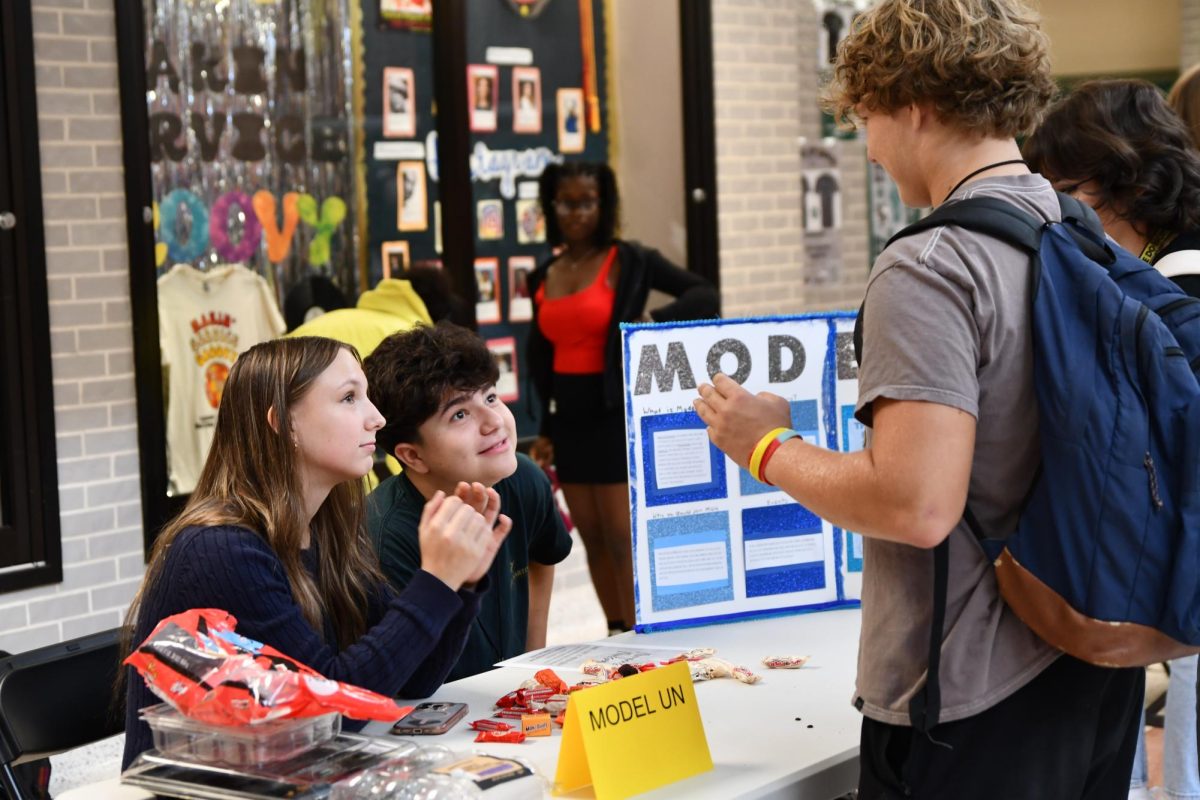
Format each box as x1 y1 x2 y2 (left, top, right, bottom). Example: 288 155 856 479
508 256 534 322
556 88 586 153
515 197 545 244
475 258 501 324
477 199 504 241
468 64 499 132
487 337 519 402
397 161 428 232
512 66 542 134
379 0 431 30
380 241 409 279
382 67 416 138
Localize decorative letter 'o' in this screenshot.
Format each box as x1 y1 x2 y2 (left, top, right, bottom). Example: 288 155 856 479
210 190 262 263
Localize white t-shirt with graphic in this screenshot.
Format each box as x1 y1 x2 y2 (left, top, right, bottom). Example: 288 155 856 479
158 264 286 494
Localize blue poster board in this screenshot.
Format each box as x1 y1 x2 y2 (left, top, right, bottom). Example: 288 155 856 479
622 314 862 632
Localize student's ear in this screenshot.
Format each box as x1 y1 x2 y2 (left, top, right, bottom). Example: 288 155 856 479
907 102 925 131
267 405 281 434
393 442 431 474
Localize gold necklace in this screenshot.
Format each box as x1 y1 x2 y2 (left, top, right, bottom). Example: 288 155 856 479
561 246 599 270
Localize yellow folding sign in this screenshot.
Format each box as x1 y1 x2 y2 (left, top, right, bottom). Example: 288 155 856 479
554 660 712 799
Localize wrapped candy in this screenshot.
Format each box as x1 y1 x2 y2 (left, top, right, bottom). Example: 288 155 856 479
762 655 810 670
474 730 527 744
469 719 512 732
534 669 569 693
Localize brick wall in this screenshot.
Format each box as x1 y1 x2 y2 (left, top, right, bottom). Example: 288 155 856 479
0 0 144 654
711 0 870 317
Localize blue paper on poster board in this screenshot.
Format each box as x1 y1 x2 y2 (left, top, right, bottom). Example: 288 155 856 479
622 313 863 632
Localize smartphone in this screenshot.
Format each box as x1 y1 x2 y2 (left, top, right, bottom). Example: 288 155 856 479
389 701 469 735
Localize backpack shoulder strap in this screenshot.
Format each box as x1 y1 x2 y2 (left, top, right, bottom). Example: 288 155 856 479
886 196 1044 254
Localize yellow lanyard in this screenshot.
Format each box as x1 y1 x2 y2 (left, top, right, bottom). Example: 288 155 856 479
1140 230 1176 265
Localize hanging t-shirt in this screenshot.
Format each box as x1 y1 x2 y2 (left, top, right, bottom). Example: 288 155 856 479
157 264 286 494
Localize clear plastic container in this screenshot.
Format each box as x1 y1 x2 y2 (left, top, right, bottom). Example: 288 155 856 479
140 702 341 767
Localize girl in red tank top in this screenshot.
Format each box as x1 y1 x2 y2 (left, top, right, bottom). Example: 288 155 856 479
534 246 617 373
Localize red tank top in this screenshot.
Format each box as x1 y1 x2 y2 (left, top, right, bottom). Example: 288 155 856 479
535 246 617 374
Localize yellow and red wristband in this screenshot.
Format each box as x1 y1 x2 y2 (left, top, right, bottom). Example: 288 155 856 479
748 428 799 485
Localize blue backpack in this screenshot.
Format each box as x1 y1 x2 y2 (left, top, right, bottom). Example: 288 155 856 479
859 192 1200 730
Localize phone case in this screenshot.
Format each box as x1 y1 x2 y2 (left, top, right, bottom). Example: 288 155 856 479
389 701 468 735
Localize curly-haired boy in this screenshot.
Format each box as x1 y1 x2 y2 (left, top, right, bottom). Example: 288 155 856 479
695 1 1143 797
364 323 572 681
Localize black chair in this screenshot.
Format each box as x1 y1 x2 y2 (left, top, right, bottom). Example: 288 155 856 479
0 628 125 800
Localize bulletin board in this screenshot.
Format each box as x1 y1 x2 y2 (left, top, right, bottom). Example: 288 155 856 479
359 1 611 437
467 1 610 437
623 314 865 633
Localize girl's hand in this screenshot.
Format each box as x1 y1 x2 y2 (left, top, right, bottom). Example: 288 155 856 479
417 491 495 591
464 512 512 586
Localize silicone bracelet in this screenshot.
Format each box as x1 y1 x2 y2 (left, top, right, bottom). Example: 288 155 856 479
755 429 801 485
748 427 791 480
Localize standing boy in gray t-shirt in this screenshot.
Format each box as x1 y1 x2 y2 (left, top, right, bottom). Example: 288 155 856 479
694 1 1144 797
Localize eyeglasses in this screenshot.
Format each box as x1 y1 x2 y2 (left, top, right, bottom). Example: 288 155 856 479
553 198 599 214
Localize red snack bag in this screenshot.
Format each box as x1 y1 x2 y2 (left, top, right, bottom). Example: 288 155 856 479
494 689 523 709
474 730 526 744
124 608 407 726
534 668 568 693
469 719 513 732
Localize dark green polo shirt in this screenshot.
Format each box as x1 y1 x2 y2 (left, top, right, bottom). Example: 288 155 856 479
366 453 573 681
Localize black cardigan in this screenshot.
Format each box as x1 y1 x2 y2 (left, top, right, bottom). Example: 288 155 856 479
526 239 719 433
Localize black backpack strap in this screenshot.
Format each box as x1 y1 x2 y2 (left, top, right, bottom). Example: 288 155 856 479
885 196 1044 254
856 196 1046 387
872 195 1049 733
909 537 950 733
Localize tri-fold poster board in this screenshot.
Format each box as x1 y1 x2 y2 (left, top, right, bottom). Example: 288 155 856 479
623 313 864 632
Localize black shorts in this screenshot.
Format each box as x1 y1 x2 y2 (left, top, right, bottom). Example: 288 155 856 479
547 372 628 484
858 654 1144 800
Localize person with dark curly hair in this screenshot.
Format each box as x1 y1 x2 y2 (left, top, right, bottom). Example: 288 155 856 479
364 324 572 680
526 161 718 635
1023 77 1200 800
1024 79 1200 298
695 1 1143 797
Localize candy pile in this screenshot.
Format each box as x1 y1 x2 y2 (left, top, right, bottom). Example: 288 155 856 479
468 649 812 744
468 669 591 742
580 647 764 685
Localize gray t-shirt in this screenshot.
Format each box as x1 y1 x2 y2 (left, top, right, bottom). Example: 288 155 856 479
853 174 1062 726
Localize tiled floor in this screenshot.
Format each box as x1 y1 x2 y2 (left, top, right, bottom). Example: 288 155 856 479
545 527 608 645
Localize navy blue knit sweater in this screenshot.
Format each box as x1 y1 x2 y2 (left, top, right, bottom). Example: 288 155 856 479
122 525 484 768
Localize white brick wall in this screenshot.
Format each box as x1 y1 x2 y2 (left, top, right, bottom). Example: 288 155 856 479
0 0 144 654
711 0 870 317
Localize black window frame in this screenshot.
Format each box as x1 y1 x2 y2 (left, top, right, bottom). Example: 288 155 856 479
0 0 62 592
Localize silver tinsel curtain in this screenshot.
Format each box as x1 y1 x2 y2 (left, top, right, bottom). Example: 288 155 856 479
144 0 359 303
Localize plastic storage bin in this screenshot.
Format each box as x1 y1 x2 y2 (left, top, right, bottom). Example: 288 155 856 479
140 702 341 766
